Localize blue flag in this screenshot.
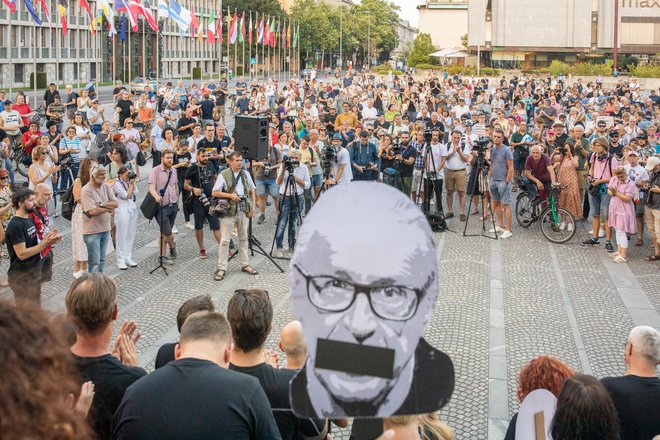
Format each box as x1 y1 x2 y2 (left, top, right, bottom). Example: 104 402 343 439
23 0 42 25
120 14 126 40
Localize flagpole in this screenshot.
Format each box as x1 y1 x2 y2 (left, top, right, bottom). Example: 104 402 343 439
267 17 270 80
8 7 13 97
217 1 222 83
156 3 159 90
278 17 282 83
248 10 251 81
33 22 37 107
77 4 82 90
225 7 229 81
142 19 146 78
128 16 132 86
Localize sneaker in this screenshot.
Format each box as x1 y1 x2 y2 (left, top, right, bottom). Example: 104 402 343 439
126 258 138 267
170 247 178 260
582 237 600 247
229 239 236 250
117 261 128 270
274 249 285 258
567 223 574 232
162 256 175 265
598 228 605 238
559 222 566 230
500 230 513 239
488 226 505 233
257 213 266 224
199 249 207 259
185 221 194 229
605 240 615 253
172 225 179 234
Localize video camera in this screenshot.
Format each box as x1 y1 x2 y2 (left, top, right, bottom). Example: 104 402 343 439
391 143 402 157
282 155 299 174
473 136 490 155
321 145 336 175
128 171 138 180
423 129 434 144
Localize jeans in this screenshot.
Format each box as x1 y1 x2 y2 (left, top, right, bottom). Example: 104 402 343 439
276 194 303 249
303 188 313 215
59 163 79 193
3 158 14 184
520 176 550 201
84 231 110 273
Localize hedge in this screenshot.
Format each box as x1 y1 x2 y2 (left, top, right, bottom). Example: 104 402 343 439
628 64 660 78
415 63 442 70
548 60 611 77
444 66 500 77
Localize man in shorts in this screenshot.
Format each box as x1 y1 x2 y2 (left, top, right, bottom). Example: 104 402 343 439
488 129 514 238
148 149 179 264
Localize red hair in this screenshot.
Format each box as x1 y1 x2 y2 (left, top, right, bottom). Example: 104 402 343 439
517 355 575 401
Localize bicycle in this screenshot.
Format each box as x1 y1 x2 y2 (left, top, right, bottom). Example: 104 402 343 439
7 136 30 178
515 178 576 244
30 105 47 130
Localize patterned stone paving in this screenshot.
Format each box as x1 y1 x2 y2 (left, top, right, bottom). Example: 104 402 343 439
2 182 659 440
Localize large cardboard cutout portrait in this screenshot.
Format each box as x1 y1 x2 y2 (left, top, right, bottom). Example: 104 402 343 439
289 182 455 419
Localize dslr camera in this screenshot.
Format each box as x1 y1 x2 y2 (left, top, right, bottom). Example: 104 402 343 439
283 155 294 173
423 129 433 144
128 171 137 180
198 192 211 209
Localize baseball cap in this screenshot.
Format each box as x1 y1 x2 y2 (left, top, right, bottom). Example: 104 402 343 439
4 100 11 105
645 156 660 171
547 130 556 135
332 133 343 141
628 150 639 156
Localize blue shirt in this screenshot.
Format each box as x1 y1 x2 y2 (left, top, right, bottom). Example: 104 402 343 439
490 144 513 182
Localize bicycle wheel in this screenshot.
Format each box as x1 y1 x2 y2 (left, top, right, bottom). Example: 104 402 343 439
540 207 576 244
515 192 534 228
14 154 29 178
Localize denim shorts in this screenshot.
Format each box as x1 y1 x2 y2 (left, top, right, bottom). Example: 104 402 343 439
256 178 279 197
489 180 512 205
512 151 527 172
310 174 323 188
588 192 611 221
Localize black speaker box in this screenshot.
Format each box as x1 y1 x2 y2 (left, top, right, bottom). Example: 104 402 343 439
233 115 269 160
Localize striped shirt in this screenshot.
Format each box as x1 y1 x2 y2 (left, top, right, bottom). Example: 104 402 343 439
60 137 81 163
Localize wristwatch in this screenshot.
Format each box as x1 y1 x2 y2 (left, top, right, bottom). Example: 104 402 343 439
99 202 104 208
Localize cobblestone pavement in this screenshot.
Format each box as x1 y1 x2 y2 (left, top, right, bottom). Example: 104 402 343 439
2 183 659 440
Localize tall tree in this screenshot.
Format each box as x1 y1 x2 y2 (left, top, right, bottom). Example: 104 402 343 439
224 0 284 17
291 0 340 64
407 33 435 67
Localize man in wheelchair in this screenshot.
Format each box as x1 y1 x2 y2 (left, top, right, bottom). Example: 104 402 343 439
521 145 556 205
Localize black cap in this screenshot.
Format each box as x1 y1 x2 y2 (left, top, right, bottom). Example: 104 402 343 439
4 100 11 105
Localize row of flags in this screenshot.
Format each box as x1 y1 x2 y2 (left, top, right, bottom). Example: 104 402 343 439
1 0 300 48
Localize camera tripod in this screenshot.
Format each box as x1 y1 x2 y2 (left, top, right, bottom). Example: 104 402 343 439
228 164 284 273
462 154 498 239
415 140 444 216
269 172 303 260
150 189 170 275
387 158 407 192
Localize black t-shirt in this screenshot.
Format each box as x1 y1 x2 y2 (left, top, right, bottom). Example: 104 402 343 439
214 88 227 106
154 342 177 369
113 358 281 440
229 363 325 440
198 137 222 158
185 162 217 197
116 99 132 118
426 120 446 134
0 128 8 143
200 100 215 119
74 354 146 440
601 375 660 440
174 152 192 185
177 116 196 139
4 216 40 281
400 143 417 177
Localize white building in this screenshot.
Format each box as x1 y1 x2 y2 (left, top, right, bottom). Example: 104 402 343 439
391 19 418 66
417 0 468 51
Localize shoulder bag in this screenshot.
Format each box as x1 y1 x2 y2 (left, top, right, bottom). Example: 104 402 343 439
209 171 240 218
140 169 173 220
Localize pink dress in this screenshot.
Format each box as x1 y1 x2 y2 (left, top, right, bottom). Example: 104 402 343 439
608 177 637 234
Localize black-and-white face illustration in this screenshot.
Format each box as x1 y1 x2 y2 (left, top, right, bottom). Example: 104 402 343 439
289 182 453 418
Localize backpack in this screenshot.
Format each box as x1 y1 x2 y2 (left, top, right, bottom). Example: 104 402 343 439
60 186 75 221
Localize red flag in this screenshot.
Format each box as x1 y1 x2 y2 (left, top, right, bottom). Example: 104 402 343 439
216 10 222 42
240 12 245 42
248 12 252 45
58 0 68 35
190 2 199 38
79 0 95 33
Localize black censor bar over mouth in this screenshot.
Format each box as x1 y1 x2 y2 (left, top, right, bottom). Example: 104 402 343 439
315 338 395 379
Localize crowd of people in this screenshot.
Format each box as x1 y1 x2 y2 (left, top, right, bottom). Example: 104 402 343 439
0 67 659 439
1 275 658 440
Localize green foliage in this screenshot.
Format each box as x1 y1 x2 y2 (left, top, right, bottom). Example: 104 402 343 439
549 60 611 77
548 60 570 77
192 67 202 79
407 33 435 67
480 67 500 76
415 63 441 70
30 72 47 89
629 64 660 78
443 66 499 77
292 0 340 56
347 0 400 61
224 0 284 17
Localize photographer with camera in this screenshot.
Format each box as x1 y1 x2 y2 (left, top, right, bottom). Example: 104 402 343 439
211 151 258 282
184 149 221 260
444 130 472 220
643 156 660 261
422 129 447 215
324 133 353 187
253 140 283 225
350 130 379 181
394 131 417 196
274 149 310 258
112 166 139 270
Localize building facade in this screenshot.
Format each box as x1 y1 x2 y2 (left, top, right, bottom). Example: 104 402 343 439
467 0 660 68
417 0 468 51
391 19 418 67
0 0 242 89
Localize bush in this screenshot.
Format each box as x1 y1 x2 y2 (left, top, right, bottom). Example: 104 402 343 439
415 63 441 70
30 72 47 89
549 60 571 77
629 64 660 78
391 69 403 75
480 67 500 77
549 60 611 77
192 67 202 79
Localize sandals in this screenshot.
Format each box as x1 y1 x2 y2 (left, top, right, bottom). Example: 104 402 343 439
214 270 225 281
241 265 258 275
444 213 454 219
645 254 660 262
612 255 628 264
635 238 643 247
609 252 620 259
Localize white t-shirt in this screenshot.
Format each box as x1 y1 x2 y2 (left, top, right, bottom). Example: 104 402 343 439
444 141 471 171
624 163 649 185
424 142 448 179
332 147 353 185
0 110 21 135
278 163 311 196
362 106 378 123
212 169 256 197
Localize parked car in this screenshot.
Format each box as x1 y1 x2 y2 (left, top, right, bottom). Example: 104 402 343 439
130 77 159 95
